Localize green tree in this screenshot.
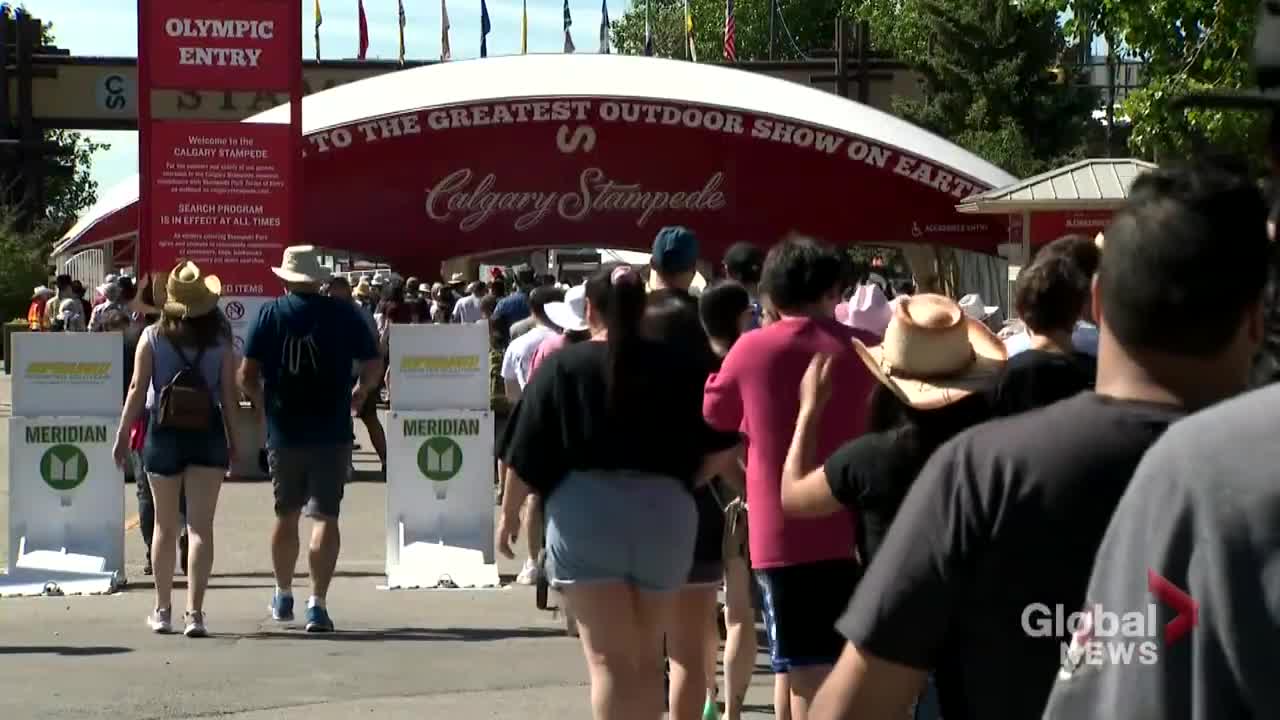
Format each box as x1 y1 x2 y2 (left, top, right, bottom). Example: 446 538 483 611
611 0 846 61
859 0 1097 176
1056 0 1262 162
0 207 53 321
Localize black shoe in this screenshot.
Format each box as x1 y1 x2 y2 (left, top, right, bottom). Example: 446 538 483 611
143 559 153 576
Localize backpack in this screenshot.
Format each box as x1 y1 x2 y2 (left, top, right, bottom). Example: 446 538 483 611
273 300 333 416
156 343 214 431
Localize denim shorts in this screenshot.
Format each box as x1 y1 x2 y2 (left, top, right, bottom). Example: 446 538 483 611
756 558 862 673
142 407 230 476
545 470 696 592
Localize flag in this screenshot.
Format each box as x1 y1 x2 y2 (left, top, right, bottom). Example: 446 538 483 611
314 0 323 61
685 0 697 62
441 0 452 61
643 0 653 56
521 0 528 54
357 0 369 60
480 0 491 58
724 0 736 61
563 0 575 54
599 0 610 54
398 0 407 64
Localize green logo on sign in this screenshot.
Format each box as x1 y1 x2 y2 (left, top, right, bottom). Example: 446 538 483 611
40 444 88 491
417 436 463 482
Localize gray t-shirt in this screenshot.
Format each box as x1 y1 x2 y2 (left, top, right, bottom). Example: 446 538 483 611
1043 383 1280 720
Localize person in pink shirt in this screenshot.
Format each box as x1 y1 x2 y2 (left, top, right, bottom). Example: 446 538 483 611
703 236 878 720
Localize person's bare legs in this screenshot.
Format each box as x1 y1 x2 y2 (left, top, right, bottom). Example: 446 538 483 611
705 608 721 708
308 514 340 601
524 495 544 559
667 585 719 720
360 411 387 470
774 673 792 720
181 466 224 614
564 582 672 720
723 557 756 720
271 510 301 591
147 472 183 615
633 586 679 720
787 665 832 720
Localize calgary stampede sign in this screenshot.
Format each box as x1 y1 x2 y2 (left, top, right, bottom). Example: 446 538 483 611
298 96 1006 266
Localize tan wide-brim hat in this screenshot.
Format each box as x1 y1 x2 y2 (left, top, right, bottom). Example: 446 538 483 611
853 293 1008 410
163 261 222 319
271 245 332 283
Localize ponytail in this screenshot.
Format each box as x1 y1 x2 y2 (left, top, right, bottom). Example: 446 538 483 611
586 266 648 413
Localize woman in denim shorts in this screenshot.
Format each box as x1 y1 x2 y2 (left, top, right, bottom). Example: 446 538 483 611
112 262 239 638
498 267 741 720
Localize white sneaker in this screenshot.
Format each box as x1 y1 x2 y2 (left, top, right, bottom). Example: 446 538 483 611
184 611 208 638
515 558 540 585
147 608 173 633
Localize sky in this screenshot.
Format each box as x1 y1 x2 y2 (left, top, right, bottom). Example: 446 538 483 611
27 0 632 208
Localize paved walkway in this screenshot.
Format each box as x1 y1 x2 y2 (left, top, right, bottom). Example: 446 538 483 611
0 374 781 719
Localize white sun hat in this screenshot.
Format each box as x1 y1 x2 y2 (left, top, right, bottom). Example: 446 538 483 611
958 293 999 321
544 283 588 332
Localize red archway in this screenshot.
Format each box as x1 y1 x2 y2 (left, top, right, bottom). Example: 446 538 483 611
58 54 1018 278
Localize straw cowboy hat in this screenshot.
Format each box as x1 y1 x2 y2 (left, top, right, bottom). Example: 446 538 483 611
853 294 1007 410
163 261 222 319
271 245 332 284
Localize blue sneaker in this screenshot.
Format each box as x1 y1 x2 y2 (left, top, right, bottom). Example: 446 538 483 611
305 605 335 633
269 592 294 622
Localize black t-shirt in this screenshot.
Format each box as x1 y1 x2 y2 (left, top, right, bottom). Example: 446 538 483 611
837 393 1183 720
823 430 921 564
990 349 1096 417
499 339 740 498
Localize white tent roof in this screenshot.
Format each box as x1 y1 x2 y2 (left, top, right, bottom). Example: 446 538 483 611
60 54 1017 255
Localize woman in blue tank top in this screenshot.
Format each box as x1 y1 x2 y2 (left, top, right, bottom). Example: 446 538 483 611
112 261 239 638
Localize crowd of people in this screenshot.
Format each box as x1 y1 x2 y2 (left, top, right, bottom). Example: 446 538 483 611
41 157 1278 718
491 159 1280 720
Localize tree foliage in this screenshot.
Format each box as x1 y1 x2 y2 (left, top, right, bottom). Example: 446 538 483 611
43 129 107 229
1054 0 1262 162
862 0 1096 176
611 0 845 61
0 207 53 320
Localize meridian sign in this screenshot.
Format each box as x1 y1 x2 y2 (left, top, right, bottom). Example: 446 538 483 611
300 96 1009 272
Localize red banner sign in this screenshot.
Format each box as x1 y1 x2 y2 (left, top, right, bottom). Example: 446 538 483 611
138 0 301 300
1029 210 1113 247
297 97 1010 274
144 0 296 91
148 121 291 294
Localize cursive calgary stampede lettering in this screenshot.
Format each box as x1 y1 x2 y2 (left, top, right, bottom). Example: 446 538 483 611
425 167 727 232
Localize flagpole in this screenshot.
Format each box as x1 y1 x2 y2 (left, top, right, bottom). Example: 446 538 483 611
399 0 406 65
314 0 322 61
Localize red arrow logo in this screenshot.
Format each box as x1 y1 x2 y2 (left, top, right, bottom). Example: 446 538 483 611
1148 569 1198 645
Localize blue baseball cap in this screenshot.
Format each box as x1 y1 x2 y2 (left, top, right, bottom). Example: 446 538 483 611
651 226 700 274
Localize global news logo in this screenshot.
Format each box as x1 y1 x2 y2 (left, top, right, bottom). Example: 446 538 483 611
1020 570 1198 676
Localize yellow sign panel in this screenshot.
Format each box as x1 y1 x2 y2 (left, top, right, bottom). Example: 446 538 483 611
24 361 111 379
401 355 482 374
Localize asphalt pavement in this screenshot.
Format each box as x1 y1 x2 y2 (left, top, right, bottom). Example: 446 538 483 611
0 374 781 719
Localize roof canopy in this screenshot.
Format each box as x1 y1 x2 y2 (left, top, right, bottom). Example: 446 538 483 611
955 158 1157 214
61 54 1020 272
